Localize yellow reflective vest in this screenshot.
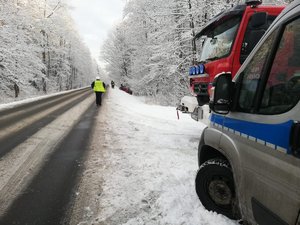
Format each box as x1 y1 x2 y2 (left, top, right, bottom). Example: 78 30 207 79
93 80 106 92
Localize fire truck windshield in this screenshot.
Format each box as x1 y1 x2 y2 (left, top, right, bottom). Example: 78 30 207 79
197 16 242 62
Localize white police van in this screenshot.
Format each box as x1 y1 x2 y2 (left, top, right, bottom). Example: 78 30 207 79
195 1 300 225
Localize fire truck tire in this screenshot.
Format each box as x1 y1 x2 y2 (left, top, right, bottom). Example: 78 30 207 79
195 158 240 219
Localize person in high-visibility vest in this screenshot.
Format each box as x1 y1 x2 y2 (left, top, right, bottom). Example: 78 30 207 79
91 77 106 106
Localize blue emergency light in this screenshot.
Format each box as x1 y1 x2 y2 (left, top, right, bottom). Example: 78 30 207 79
199 64 205 74
192 67 196 75
189 64 205 75
195 66 200 74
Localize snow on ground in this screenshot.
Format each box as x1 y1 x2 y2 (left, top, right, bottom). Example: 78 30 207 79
71 88 238 225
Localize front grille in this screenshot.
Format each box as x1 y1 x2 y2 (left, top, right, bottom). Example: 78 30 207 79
194 83 208 95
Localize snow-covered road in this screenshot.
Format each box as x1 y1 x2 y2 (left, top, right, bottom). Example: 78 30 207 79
70 88 238 225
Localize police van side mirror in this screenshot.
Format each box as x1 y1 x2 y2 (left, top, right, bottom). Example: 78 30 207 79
209 73 233 114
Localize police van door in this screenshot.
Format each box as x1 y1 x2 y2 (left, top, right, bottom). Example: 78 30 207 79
221 12 300 225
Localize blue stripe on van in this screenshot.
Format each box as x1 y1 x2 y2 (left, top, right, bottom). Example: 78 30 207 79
211 114 293 154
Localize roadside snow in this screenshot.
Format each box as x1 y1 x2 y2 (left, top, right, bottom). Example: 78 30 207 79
70 88 238 225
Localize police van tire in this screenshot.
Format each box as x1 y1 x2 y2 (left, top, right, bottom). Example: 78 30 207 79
195 158 239 219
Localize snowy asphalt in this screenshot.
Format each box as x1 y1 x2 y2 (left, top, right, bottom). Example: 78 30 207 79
0 103 97 225
0 90 92 158
0 90 96 224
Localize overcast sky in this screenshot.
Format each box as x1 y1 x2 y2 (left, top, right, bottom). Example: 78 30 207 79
67 0 126 64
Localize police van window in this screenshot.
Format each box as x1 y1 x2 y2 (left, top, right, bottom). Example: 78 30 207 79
240 14 276 64
259 17 300 114
237 28 279 113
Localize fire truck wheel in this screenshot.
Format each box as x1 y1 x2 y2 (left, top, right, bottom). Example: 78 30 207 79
195 158 240 219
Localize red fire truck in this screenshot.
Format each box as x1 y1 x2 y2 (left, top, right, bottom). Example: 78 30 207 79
189 0 285 106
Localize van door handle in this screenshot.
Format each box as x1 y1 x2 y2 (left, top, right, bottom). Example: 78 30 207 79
290 121 300 158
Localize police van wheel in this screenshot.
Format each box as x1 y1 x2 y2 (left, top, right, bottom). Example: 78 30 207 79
195 159 240 219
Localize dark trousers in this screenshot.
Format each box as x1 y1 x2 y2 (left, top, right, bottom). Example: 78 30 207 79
95 92 103 106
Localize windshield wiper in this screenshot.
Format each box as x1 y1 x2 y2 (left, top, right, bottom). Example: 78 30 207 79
206 56 221 61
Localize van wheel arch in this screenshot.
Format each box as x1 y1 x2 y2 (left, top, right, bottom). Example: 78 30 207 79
198 144 227 166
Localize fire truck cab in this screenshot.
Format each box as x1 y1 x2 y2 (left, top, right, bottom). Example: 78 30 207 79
189 0 285 106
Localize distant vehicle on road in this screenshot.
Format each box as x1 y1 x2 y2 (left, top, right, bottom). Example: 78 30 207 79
119 84 133 95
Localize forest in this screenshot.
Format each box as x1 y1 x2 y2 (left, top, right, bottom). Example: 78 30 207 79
0 0 99 103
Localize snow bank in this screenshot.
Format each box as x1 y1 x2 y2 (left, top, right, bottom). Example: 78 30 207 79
72 89 238 225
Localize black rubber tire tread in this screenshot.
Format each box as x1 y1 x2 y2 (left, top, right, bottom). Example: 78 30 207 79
195 158 238 219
